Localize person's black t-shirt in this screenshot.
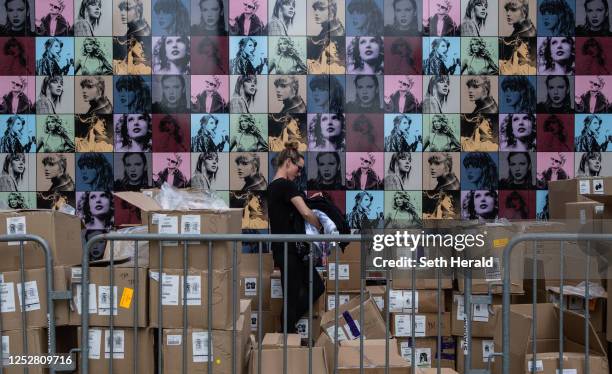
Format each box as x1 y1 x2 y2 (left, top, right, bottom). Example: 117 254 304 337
267 177 302 237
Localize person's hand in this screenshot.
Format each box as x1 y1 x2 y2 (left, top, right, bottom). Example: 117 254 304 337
311 192 323 198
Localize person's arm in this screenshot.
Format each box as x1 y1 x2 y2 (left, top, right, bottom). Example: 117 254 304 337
290 195 322 230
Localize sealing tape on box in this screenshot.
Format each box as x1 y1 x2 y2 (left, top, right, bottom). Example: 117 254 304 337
342 311 360 338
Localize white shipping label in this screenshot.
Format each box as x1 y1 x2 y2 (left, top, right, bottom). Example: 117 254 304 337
593 179 605 194
250 313 258 331
557 371 577 374
579 180 591 194
104 330 125 359
167 335 182 346
151 213 164 225
158 215 178 246
455 295 488 322
404 291 419 312
181 275 201 306
74 284 97 315
71 267 82 281
1 336 8 365
88 329 102 360
6 216 26 246
271 279 283 299
327 294 350 311
373 296 384 311
482 340 495 363
192 332 211 363
399 343 432 368
295 318 308 339
161 274 179 306
389 290 405 312
97 286 118 316
527 360 543 372
181 215 201 244
485 257 501 282
394 314 426 337
325 325 348 343
17 281 40 312
0 282 15 313
244 277 257 297
337 264 349 280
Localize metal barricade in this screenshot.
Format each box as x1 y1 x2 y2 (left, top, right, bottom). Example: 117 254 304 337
0 234 75 373
501 233 612 374
81 232 459 374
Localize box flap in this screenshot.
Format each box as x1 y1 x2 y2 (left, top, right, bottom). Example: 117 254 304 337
584 194 612 205
337 339 408 368
113 191 162 211
262 333 301 348
547 282 607 300
320 292 371 326
561 306 607 357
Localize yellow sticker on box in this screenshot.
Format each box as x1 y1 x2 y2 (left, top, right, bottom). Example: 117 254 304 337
119 287 134 309
493 238 509 248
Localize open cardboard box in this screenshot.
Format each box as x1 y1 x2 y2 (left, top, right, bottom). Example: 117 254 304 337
493 303 608 374
113 191 243 270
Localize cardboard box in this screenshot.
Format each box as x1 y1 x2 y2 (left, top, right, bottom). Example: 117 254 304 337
149 268 237 330
328 243 361 292
546 283 606 333
240 253 273 310
78 327 154 373
392 247 454 290
451 293 501 337
248 344 327 374
114 192 243 270
366 286 386 315
335 339 411 373
0 210 82 271
318 294 387 343
0 266 69 331
270 269 282 316
548 178 605 219
69 266 147 327
162 300 252 374
249 311 280 339
388 289 443 314
261 333 301 348
396 337 456 369
493 304 609 374
391 312 451 338
565 201 604 233
1 328 48 374
456 337 496 372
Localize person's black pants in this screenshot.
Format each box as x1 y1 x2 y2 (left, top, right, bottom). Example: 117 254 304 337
272 245 325 333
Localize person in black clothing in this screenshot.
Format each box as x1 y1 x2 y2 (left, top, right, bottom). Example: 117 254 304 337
267 141 323 333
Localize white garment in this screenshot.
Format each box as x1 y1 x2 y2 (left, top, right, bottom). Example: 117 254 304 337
305 209 339 261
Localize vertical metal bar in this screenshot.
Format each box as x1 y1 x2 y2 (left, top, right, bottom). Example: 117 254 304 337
109 240 115 374
333 240 339 374
18 241 28 374
81 235 91 374
258 241 264 374
464 268 472 373
232 240 238 374
502 241 512 374
531 241 537 374
584 241 590 374
207 241 213 374
283 242 288 374
385 254 389 374
436 246 441 374
411 249 416 374
308 242 313 374
0 240 3 374
133 240 139 374
559 241 565 373
157 240 163 374
182 240 188 374
359 241 364 374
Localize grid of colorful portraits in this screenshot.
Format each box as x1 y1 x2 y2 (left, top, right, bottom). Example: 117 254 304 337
1 0 612 242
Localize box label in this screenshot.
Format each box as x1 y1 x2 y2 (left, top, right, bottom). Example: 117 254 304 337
482 340 494 363
0 282 15 313
400 343 431 368
527 359 543 372
485 257 501 282
104 330 125 359
6 216 26 246
373 296 384 311
17 281 40 312
493 238 508 248
244 277 257 297
579 180 591 194
71 267 82 281
158 215 178 246
167 335 182 346
250 312 258 331
394 314 426 337
88 329 101 360
271 279 283 299
98 286 118 316
161 274 179 306
295 318 309 339
1 336 8 365
557 370 577 374
181 275 201 306
325 325 348 343
181 215 201 244
192 332 211 363
327 294 350 310
74 284 97 315
455 295 489 322
119 288 134 309
593 179 604 194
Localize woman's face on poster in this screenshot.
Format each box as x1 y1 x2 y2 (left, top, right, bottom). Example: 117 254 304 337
243 78 257 95
350 9 367 30
156 9 174 29
11 157 25 174
89 192 110 216
474 191 494 216
126 114 149 139
162 77 184 105
204 117 217 132
541 11 559 30
429 159 447 178
588 155 602 172
504 89 520 107
81 166 96 184
120 0 139 24
281 1 296 18
236 158 256 178
474 1 488 19
317 153 338 182
435 41 449 55
435 79 450 96
505 3 525 25
359 194 372 209
312 2 331 24
87 1 102 19
311 86 329 106
81 83 100 102
118 88 135 108
199 0 222 28
244 41 256 55
546 77 568 104
440 195 453 210
124 154 145 182
511 114 532 139
508 153 528 181
320 114 342 138
6 0 27 29
277 39 289 53
275 81 293 101
355 76 377 105
550 38 572 62
84 40 95 54
359 37 380 62
12 118 25 133
50 41 62 55
204 155 218 172
397 154 411 173
394 0 415 26
586 0 606 28
43 159 62 179
165 37 187 62
465 166 482 184
49 79 64 96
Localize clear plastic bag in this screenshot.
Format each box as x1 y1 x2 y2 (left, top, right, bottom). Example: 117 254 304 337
154 182 229 210
100 225 149 267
